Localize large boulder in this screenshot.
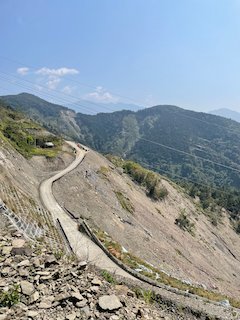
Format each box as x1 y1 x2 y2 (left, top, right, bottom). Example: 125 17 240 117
98 295 122 311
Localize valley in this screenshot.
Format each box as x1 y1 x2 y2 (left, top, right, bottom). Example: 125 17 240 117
1 96 240 319
2 2 240 319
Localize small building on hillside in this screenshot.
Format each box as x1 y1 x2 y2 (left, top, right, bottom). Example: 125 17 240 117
44 142 54 148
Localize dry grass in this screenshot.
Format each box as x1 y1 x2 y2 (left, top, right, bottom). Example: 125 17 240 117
114 191 135 214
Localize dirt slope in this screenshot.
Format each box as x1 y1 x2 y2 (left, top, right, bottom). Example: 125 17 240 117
53 149 240 299
0 136 74 200
1 135 240 300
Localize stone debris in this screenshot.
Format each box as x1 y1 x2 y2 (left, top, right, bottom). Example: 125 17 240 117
98 294 122 311
20 281 35 296
12 238 26 248
0 229 226 320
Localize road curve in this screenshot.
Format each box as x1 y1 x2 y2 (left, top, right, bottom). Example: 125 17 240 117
39 141 134 278
38 141 240 319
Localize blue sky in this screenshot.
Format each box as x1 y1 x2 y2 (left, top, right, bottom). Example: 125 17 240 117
1 0 240 113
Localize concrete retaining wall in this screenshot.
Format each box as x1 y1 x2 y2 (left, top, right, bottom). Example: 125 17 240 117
79 220 225 307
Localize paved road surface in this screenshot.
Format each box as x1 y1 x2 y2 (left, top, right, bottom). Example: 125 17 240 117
39 141 240 319
40 141 134 278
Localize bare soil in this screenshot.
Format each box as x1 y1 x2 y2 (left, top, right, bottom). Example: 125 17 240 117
2 137 240 301
53 149 240 299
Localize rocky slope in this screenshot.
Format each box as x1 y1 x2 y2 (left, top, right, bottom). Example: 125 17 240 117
53 149 240 300
0 219 206 320
1 106 240 317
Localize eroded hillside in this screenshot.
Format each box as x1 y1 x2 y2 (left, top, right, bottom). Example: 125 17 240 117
1 100 240 311
0 103 76 250
53 148 240 299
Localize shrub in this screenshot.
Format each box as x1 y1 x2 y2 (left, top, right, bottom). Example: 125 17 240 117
122 161 168 201
175 210 194 234
101 270 117 284
114 191 135 214
235 221 240 234
0 285 20 307
133 287 156 304
152 185 168 200
97 166 110 180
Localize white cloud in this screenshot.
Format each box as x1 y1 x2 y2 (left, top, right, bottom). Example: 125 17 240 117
34 66 79 91
62 85 75 94
17 67 29 75
85 86 119 103
36 67 79 77
46 78 61 90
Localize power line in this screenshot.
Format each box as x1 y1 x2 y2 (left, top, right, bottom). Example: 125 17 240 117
1 68 240 141
0 70 142 115
2 56 240 137
0 55 146 107
0 72 109 114
0 80 236 197
139 160 234 196
1 70 240 176
0 71 141 115
1 58 240 137
139 138 240 173
0 72 124 115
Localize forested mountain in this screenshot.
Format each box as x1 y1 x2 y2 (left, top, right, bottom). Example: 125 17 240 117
65 99 142 114
0 93 82 139
76 105 240 189
0 99 61 158
2 93 240 192
1 92 67 117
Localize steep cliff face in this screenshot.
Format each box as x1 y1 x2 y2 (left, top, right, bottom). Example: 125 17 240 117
53 149 240 299
0 137 39 199
0 135 74 201
1 99 240 305
0 133 75 252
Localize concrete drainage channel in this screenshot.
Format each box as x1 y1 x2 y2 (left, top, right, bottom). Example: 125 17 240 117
56 218 74 253
39 143 240 319
76 220 240 319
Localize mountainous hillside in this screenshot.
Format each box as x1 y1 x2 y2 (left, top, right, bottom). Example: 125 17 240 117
0 99 65 159
2 99 240 316
0 101 76 251
209 108 240 123
66 99 142 114
52 147 240 301
76 105 240 187
0 93 82 140
2 93 240 191
2 93 240 221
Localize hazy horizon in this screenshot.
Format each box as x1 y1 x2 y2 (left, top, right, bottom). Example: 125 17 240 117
1 1 240 113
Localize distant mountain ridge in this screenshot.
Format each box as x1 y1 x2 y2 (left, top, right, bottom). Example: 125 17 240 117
0 93 82 139
2 93 240 190
209 108 240 123
65 99 142 114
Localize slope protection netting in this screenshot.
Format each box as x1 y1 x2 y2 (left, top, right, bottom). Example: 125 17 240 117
0 180 64 251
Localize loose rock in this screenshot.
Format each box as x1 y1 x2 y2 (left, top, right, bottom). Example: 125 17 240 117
98 295 122 311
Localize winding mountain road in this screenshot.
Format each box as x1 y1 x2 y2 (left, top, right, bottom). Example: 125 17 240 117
39 141 240 319
40 141 133 278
